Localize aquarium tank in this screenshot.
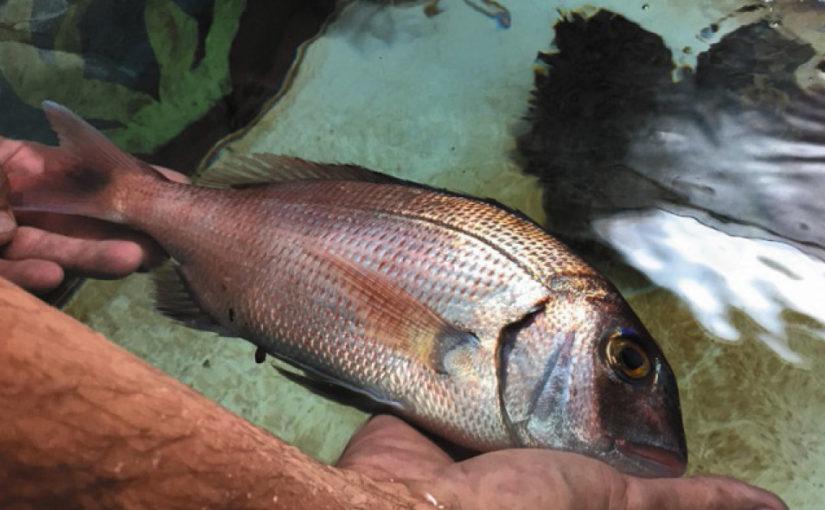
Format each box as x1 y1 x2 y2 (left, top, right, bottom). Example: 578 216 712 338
1 1 823 508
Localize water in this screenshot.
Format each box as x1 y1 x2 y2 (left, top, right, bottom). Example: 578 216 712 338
3 0 825 507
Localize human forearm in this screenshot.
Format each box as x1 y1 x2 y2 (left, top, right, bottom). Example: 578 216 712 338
0 277 419 510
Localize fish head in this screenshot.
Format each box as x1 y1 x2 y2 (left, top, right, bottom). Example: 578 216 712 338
499 292 687 478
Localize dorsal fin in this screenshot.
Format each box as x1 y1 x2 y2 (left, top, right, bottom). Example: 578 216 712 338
198 153 400 188
152 262 232 336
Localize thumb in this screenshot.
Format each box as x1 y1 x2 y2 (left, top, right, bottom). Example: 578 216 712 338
625 473 787 510
336 415 454 483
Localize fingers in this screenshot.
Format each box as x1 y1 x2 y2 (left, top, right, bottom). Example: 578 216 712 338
624 474 788 510
13 213 169 270
336 415 453 482
2 227 151 279
0 137 40 174
411 449 617 510
0 136 72 181
405 448 787 510
0 258 64 293
0 213 169 294
0 219 169 293
1 137 189 191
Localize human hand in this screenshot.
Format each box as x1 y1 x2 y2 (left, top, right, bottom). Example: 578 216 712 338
0 136 188 293
337 415 786 510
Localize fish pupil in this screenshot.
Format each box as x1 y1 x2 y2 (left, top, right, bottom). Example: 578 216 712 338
620 346 644 370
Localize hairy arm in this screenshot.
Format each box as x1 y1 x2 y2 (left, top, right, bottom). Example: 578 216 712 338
0 277 420 510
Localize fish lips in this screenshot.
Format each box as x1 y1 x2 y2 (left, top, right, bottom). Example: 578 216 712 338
614 438 687 478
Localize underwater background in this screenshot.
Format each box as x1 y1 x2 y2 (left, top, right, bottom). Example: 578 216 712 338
2 1 824 507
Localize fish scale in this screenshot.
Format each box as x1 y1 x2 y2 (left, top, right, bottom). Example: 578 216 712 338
144 182 552 333
126 181 549 447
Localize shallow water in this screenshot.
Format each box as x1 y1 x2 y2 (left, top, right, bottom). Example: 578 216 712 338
4 0 825 507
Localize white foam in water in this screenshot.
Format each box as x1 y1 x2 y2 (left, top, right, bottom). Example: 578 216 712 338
593 210 825 365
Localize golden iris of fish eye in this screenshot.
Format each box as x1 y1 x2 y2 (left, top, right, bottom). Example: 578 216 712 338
605 333 651 381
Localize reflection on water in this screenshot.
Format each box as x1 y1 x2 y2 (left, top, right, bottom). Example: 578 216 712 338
625 62 825 265
594 210 823 364
518 7 825 366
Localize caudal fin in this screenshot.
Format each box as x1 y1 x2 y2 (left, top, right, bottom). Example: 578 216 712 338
9 101 165 223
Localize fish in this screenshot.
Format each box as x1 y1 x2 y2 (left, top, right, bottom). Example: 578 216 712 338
10 101 687 477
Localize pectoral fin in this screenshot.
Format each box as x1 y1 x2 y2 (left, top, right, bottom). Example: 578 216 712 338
317 248 481 376
273 361 402 411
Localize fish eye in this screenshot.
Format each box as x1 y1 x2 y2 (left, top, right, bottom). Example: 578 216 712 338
605 331 651 382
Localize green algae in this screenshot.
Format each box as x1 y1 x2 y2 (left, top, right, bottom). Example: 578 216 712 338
0 0 245 154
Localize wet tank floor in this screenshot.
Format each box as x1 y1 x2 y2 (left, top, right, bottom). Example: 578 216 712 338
63 1 825 507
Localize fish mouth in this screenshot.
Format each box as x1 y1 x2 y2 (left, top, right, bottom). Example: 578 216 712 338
615 439 687 478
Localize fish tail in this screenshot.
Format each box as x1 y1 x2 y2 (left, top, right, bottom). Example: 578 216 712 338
10 101 168 224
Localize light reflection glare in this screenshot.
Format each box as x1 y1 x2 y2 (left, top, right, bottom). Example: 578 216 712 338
594 210 824 365
624 98 825 263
